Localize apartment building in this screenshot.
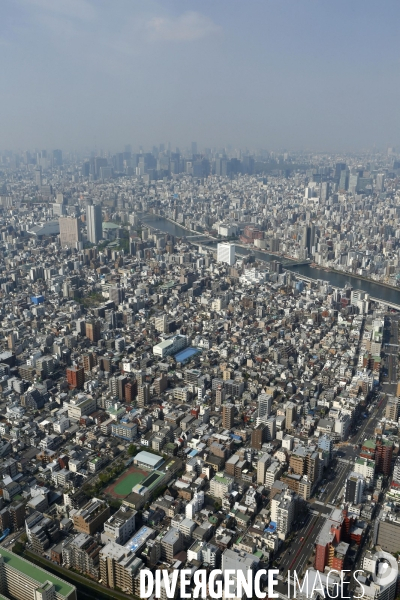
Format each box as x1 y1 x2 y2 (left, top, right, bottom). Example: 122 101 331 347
62 533 100 579
209 473 234 498
67 395 96 420
73 498 110 535
161 528 183 562
289 445 320 485
153 334 188 358
100 542 144 597
101 506 136 546
111 421 137 441
0 548 76 600
257 453 271 484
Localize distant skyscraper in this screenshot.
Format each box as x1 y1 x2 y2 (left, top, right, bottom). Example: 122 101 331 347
309 223 316 254
52 203 66 217
335 162 346 180
35 167 42 187
86 203 102 244
339 169 348 190
59 217 81 249
99 166 113 181
52 149 63 166
109 285 125 306
217 243 235 266
348 172 359 193
191 142 197 156
320 182 329 201
301 226 310 250
344 472 365 505
8 333 17 351
376 173 385 192
300 224 315 255
215 158 228 176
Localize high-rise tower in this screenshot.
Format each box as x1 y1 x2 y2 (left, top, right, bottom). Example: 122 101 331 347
86 203 102 244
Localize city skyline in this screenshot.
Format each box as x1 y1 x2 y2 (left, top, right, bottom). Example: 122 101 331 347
1 2 400 598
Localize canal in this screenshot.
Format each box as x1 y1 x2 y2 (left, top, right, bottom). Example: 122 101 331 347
140 214 400 306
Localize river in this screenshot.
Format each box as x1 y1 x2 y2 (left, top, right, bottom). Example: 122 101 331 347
140 214 400 306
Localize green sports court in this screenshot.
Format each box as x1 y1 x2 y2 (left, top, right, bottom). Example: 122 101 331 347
105 466 148 498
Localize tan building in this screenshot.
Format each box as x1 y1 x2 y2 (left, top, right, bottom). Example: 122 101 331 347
161 528 183 562
100 542 144 596
72 498 110 535
67 395 96 419
222 403 235 429
289 446 320 485
62 533 100 579
137 383 150 407
386 397 398 421
285 402 297 429
289 453 305 476
223 369 233 381
154 373 168 395
215 385 226 407
85 320 101 343
282 474 311 500
257 453 271 484
59 217 81 249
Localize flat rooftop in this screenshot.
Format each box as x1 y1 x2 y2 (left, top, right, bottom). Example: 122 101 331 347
134 451 164 469
175 347 201 363
0 547 74 598
124 526 155 554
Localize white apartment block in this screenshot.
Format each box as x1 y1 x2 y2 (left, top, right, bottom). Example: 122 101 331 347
153 334 188 358
67 395 96 420
185 491 204 519
264 461 283 488
217 242 235 266
209 473 234 498
354 458 375 482
101 506 136 545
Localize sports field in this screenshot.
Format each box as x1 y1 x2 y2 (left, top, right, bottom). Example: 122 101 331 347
105 466 148 499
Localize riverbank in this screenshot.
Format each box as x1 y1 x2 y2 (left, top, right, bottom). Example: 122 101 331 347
327 268 400 292
163 215 206 236
138 213 400 307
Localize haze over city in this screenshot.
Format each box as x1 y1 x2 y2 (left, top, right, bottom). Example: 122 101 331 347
2 0 400 152
1 3 400 600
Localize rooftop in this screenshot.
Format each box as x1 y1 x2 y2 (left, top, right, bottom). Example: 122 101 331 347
135 451 163 468
0 547 74 597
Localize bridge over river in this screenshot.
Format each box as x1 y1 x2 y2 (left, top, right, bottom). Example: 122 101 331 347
140 214 400 310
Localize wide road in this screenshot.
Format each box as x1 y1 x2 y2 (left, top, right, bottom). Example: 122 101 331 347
278 392 389 581
317 394 387 507
279 512 323 577
323 461 350 505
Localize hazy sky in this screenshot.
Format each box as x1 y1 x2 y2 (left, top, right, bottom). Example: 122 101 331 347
2 0 400 152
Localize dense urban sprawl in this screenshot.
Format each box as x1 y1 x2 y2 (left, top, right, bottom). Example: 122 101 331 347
0 146 399 599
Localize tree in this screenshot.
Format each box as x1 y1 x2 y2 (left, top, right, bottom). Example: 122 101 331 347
127 444 137 457
13 542 25 556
